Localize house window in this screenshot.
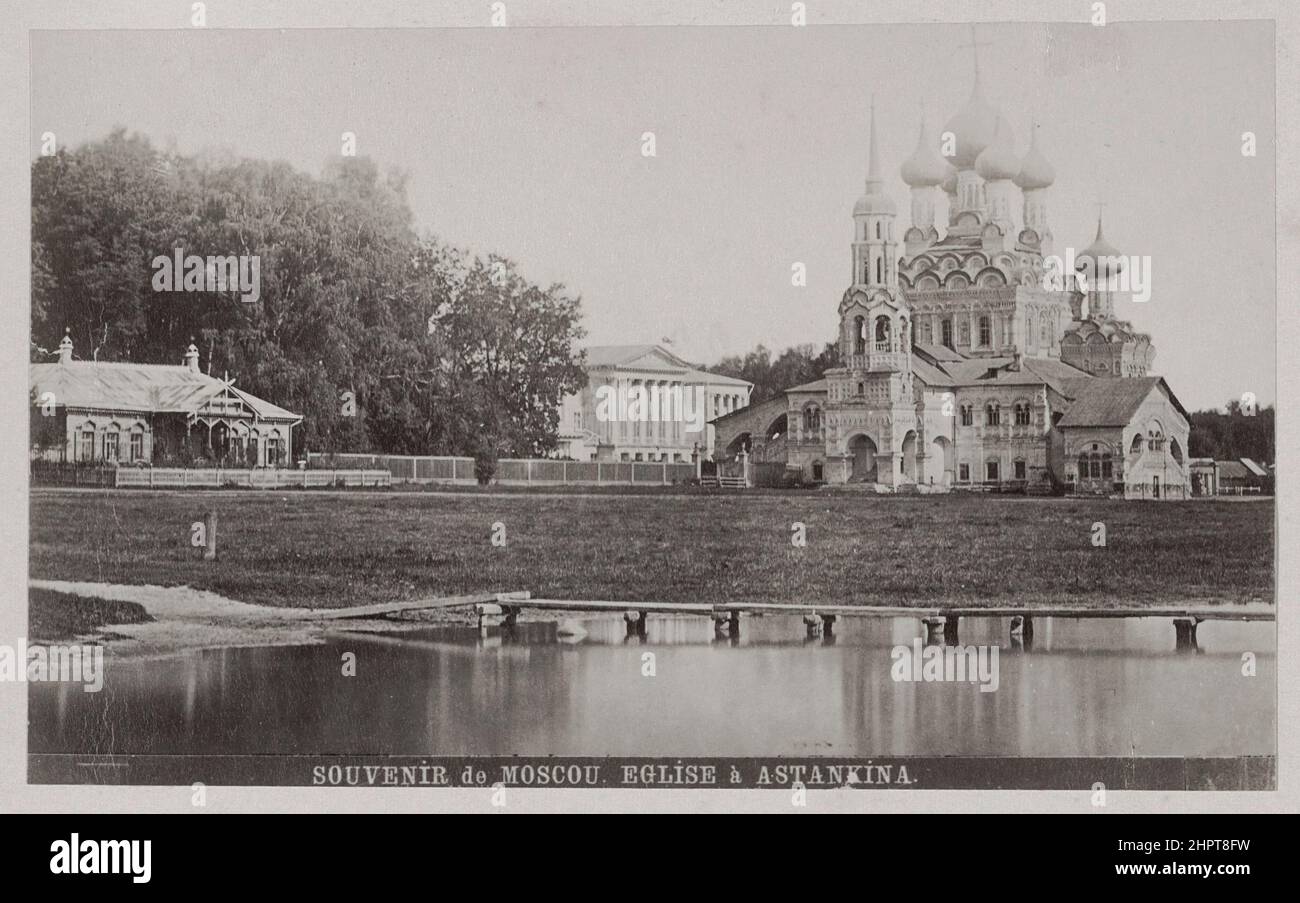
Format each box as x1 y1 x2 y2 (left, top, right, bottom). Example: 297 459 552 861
1014 459 1026 479
1102 454 1113 479
986 403 1000 426
959 463 970 481
941 319 953 349
103 431 119 462
620 453 629 462
960 404 973 426
266 437 283 466
986 461 1000 481
248 437 259 466
78 428 95 462
1015 403 1031 426
978 316 991 347
130 430 144 462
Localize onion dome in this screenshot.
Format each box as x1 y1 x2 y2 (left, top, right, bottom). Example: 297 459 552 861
974 120 1021 181
942 74 1016 170
1075 219 1125 277
1014 121 1055 190
854 101 897 215
900 116 949 187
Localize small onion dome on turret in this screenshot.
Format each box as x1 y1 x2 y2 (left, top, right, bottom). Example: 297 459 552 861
1014 121 1055 190
974 120 1021 182
1075 219 1125 277
900 117 949 188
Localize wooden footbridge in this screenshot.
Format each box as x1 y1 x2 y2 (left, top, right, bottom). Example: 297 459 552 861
306 591 1274 649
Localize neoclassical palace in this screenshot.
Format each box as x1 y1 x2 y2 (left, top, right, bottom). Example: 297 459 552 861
714 65 1191 499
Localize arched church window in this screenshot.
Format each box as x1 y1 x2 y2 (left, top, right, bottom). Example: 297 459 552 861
978 316 992 347
1170 438 1184 466
959 321 970 345
921 320 933 344
857 382 865 395
875 257 882 283
1131 434 1143 454
875 222 881 240
803 405 821 432
941 319 953 349
854 316 865 355
960 404 973 426
1040 316 1050 346
1102 454 1114 479
875 316 890 345
1014 403 1031 426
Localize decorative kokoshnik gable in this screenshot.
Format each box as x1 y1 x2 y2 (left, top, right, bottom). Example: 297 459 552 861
30 334 302 467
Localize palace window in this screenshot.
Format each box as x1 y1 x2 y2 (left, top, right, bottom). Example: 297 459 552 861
978 316 992 347
1014 459 1026 479
959 463 970 481
941 319 953 349
960 404 973 426
78 428 94 462
986 461 1000 481
985 403 1000 426
1015 403 1031 426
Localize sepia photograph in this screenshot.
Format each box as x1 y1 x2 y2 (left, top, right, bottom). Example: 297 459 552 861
5 1 1288 822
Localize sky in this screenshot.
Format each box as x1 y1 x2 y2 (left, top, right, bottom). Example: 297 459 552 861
30 21 1276 411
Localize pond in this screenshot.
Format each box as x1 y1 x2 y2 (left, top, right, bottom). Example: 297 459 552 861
28 614 1273 760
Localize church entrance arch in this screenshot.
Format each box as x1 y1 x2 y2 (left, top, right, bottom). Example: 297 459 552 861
847 434 878 482
930 435 954 485
900 430 918 482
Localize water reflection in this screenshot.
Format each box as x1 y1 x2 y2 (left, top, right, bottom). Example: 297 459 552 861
28 615 1274 758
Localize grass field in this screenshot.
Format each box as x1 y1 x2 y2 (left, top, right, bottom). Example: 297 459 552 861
28 489 1273 610
28 587 153 641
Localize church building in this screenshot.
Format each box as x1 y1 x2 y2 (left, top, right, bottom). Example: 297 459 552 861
713 61 1191 499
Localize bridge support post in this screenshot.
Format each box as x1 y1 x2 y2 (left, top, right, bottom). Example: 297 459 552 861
624 610 647 637
943 615 959 645
1173 617 1200 652
822 614 836 637
475 603 504 636
1010 615 1035 650
921 617 946 645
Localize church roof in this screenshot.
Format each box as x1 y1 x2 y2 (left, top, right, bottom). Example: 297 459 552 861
1055 376 1186 427
29 360 300 421
787 378 828 393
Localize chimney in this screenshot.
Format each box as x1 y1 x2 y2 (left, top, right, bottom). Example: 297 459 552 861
184 342 200 373
57 332 73 365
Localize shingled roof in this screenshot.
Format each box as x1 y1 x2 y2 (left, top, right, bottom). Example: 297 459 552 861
1055 376 1187 428
30 360 300 422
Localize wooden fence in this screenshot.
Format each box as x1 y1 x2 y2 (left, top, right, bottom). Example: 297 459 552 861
32 463 390 489
307 453 696 486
